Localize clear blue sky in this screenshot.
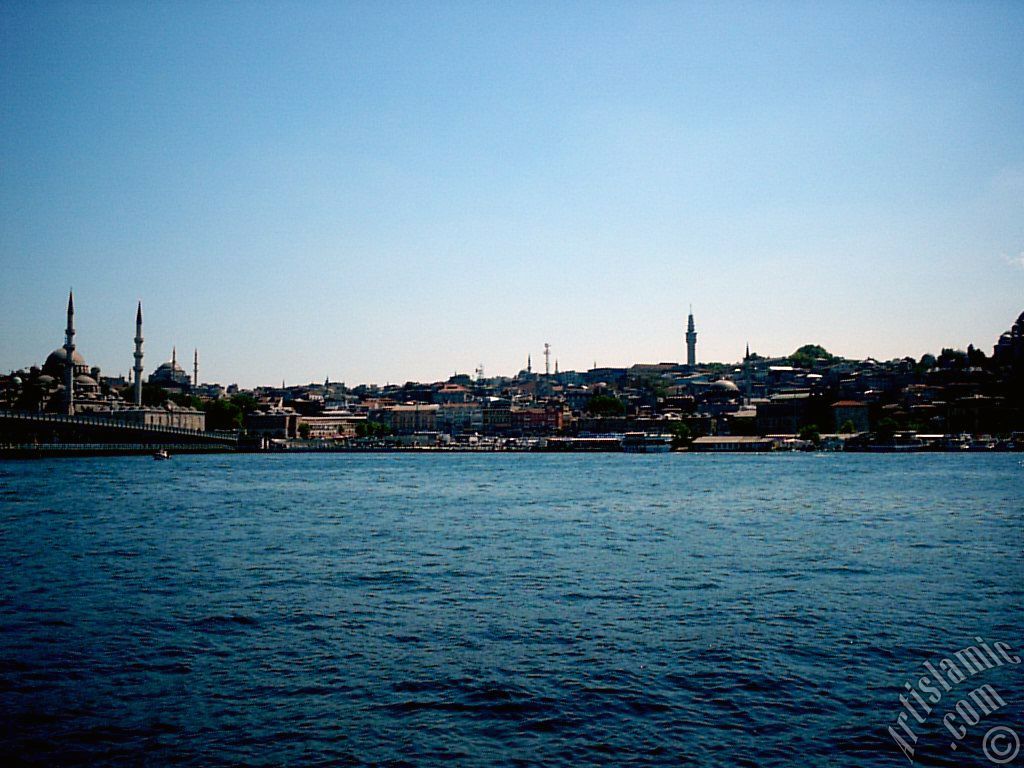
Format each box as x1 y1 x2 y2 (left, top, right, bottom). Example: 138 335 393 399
2 1 1022 387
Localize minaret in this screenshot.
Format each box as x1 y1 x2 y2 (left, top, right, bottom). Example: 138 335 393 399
63 290 76 415
527 354 532 374
744 343 752 404
193 349 199 388
686 307 697 367
172 346 177 368
133 302 144 406
544 343 551 376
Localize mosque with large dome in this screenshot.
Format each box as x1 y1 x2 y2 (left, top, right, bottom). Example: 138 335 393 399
4 291 205 430
149 347 193 390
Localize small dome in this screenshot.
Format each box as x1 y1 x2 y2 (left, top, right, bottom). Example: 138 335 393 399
711 378 740 392
76 374 97 386
37 374 56 385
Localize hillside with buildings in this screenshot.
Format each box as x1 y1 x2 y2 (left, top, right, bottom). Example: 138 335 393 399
2 300 1022 453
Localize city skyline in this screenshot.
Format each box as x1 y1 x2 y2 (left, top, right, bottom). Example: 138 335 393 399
2 2 1023 386
4 289 1022 390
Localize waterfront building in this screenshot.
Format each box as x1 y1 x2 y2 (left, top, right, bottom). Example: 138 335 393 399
511 405 564 435
102 402 206 431
436 401 484 435
245 409 299 439
298 412 366 439
385 403 439 434
481 397 512 435
756 392 812 435
831 400 870 433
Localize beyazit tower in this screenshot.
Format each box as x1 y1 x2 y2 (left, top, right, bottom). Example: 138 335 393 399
686 308 697 367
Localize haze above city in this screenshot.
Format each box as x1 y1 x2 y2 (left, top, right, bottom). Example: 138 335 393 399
1 2 1022 388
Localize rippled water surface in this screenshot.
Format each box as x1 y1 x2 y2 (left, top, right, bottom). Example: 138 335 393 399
1 453 1022 766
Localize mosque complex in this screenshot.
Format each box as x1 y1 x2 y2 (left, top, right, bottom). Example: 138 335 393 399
10 291 205 431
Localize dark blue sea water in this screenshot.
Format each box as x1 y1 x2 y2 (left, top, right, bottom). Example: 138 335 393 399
1 453 1022 766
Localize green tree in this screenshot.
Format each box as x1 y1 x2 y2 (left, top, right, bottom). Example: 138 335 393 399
123 382 171 407
798 424 821 445
356 420 391 438
203 398 243 431
876 417 899 442
838 419 857 434
229 393 258 413
586 394 626 416
298 422 311 440
169 392 203 410
631 374 668 400
669 421 692 450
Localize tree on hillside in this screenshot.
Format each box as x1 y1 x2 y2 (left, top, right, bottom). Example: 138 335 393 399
118 382 171 407
790 344 833 368
938 348 968 370
229 393 258 413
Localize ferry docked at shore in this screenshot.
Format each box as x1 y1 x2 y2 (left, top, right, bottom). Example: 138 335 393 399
621 433 673 453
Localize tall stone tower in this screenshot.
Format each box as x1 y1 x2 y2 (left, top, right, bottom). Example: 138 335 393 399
63 290 76 415
133 302 144 406
193 349 199 388
686 309 697 367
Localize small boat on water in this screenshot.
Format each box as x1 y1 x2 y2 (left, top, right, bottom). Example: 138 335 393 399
153 449 171 460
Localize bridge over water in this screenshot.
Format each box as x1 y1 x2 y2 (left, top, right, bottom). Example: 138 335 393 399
0 410 239 453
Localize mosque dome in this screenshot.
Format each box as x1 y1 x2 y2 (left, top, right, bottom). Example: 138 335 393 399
154 360 185 374
43 347 90 379
44 347 86 370
149 350 192 387
710 378 740 393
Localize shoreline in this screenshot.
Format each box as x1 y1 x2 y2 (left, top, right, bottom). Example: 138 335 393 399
2 444 1021 460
